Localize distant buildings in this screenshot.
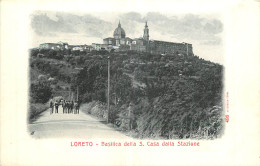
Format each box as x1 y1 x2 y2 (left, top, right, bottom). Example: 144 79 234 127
100 21 193 55
149 40 193 55
39 42 68 50
39 42 93 52
69 45 93 52
91 43 114 51
38 21 194 55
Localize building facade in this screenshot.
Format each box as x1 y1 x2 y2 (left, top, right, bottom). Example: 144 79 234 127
39 21 194 55
39 42 93 52
39 42 68 50
103 21 133 47
69 45 93 52
149 40 193 55
92 43 114 51
101 21 193 55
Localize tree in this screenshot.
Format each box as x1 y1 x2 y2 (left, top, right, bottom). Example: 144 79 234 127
30 49 39 57
47 49 57 59
30 80 52 103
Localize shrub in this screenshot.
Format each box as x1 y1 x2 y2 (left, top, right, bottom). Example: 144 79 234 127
30 80 52 103
28 103 49 123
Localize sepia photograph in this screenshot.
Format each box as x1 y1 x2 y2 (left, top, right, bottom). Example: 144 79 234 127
1 0 260 165
28 11 224 139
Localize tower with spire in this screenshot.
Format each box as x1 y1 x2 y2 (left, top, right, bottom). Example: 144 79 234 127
143 21 149 42
102 20 193 55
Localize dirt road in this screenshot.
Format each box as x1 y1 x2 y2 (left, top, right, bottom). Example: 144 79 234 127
28 106 129 139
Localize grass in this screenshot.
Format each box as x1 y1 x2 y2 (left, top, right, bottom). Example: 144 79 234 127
80 101 107 120
28 103 49 123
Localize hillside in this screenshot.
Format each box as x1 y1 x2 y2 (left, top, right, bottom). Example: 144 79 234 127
29 49 224 139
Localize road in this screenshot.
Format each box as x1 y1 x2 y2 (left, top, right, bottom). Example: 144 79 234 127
28 105 129 139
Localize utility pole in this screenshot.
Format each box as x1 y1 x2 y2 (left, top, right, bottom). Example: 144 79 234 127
68 88 71 101
77 86 79 101
128 102 133 130
107 56 110 123
186 43 189 56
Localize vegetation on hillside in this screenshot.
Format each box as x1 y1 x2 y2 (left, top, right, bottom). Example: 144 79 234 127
29 48 224 139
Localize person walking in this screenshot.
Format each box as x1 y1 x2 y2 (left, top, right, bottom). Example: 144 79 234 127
62 100 66 114
55 101 59 113
68 101 71 114
75 101 80 114
50 100 54 114
70 101 72 113
73 102 76 114
66 101 69 113
71 101 74 114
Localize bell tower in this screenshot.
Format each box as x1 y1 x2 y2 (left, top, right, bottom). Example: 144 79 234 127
143 21 149 42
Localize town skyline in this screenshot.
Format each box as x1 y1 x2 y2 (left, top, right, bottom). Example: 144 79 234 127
31 11 224 64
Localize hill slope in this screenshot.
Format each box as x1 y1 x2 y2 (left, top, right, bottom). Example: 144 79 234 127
29 49 224 139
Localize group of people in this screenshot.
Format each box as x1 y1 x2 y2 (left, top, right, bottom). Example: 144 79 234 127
50 99 80 115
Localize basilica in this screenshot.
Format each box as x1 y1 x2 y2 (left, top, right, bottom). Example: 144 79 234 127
39 21 193 55
100 21 148 52
93 21 193 55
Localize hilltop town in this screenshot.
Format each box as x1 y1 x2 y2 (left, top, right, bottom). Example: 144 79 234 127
36 21 193 56
29 21 223 139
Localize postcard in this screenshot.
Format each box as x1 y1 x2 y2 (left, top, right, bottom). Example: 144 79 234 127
1 0 259 165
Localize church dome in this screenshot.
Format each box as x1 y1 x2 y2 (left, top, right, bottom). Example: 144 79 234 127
113 21 126 39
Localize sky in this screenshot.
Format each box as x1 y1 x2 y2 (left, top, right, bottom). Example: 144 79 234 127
30 11 224 64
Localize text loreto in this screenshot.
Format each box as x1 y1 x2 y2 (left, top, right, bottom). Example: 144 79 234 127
71 142 93 146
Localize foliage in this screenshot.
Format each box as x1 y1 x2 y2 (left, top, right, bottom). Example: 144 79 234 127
28 103 49 123
30 79 52 103
29 48 224 139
